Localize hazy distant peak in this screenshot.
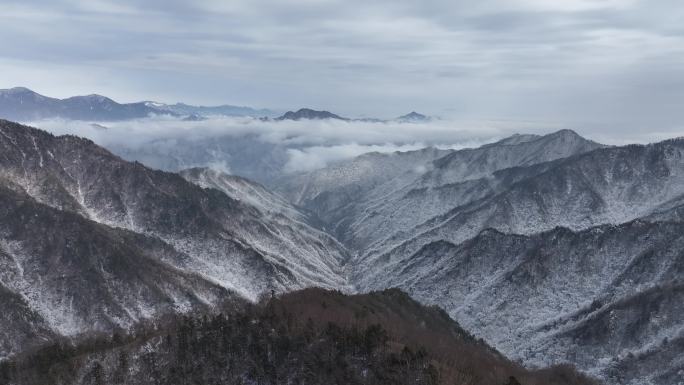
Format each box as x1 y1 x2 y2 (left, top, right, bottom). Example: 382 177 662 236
396 111 430 122
276 108 348 121
0 87 51 101
64 94 117 104
1 86 36 94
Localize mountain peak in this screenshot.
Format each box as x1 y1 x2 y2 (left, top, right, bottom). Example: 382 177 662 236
65 94 116 104
0 87 49 101
550 128 582 138
276 108 348 121
0 88 163 121
397 111 430 122
1 86 35 94
544 129 604 148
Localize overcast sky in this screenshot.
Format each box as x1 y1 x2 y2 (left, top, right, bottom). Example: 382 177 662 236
1 0 683 137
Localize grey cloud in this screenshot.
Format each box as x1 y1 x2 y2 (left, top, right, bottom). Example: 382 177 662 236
0 0 683 137
29 116 561 174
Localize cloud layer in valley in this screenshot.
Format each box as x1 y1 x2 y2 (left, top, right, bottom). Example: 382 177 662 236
30 115 683 177
30 117 554 174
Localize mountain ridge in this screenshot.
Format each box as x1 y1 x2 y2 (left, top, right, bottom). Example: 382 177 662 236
0 87 277 121
0 119 350 358
275 108 349 121
0 87 174 121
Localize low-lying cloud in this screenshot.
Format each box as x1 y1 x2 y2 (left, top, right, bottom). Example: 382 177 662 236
29 115 679 181
30 116 562 175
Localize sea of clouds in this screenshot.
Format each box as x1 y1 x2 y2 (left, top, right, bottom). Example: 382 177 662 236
30 116 567 175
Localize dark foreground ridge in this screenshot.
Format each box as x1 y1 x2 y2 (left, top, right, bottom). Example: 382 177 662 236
0 288 596 385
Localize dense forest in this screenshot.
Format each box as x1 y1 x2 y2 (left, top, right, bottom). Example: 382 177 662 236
0 289 597 385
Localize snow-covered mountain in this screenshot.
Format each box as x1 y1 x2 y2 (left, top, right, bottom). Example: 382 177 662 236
0 182 232 357
357 220 683 385
143 101 276 118
0 119 349 358
2 118 683 385
275 130 684 384
0 87 278 122
355 137 684 274
396 111 431 122
276 129 604 248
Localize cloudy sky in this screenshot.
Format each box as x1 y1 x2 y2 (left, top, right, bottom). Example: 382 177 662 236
1 0 683 136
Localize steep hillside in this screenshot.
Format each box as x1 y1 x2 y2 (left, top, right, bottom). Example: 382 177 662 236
356 220 684 385
180 167 313 224
277 130 603 248
0 120 351 356
0 182 233 358
0 289 597 385
359 138 684 270
276 147 453 237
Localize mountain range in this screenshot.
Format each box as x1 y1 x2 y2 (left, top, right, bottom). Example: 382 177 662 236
275 108 349 121
0 88 427 123
273 129 684 384
274 107 434 122
0 88 276 121
0 116 682 384
0 119 348 358
0 87 168 122
143 101 276 118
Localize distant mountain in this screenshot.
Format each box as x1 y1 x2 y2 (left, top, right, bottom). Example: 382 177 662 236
0 87 173 121
396 111 431 122
144 101 277 118
276 108 349 121
276 130 604 247
274 110 431 122
0 87 277 121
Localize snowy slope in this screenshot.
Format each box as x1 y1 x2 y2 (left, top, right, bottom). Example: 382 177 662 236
180 167 312 223
278 130 684 384
0 120 350 356
355 138 684 280
0 182 233 358
355 220 684 385
277 130 603 249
